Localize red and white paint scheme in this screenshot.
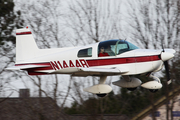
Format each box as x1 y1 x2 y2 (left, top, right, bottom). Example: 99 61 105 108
7 27 176 97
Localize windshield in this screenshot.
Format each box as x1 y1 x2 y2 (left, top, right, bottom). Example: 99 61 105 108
98 40 138 57
116 40 139 55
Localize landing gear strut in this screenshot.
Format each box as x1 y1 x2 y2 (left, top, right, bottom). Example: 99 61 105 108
83 76 112 97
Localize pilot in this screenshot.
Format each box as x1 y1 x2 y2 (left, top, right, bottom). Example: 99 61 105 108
105 45 115 56
98 47 109 57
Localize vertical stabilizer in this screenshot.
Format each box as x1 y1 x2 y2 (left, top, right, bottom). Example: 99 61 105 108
16 27 39 64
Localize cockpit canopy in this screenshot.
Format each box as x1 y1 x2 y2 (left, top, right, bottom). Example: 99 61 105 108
77 39 138 58
98 39 139 57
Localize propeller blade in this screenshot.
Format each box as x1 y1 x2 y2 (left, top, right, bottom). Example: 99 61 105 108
164 61 171 84
161 40 165 52
161 40 173 84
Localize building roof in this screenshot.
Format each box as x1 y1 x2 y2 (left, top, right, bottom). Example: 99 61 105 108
0 97 65 120
0 89 129 120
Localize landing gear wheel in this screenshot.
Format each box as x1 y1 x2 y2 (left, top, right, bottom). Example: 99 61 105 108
96 93 107 97
149 89 158 93
127 87 137 91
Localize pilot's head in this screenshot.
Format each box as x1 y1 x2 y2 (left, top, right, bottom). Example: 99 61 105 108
100 47 105 53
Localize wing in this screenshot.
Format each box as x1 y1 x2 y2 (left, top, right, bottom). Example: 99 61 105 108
48 67 129 76
80 67 128 73
7 64 128 76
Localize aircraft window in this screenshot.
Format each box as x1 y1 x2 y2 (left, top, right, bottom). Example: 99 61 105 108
128 42 139 50
98 40 138 56
78 47 92 57
116 40 138 55
98 40 117 57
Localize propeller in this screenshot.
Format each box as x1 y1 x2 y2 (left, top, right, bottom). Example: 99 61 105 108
164 61 171 84
161 42 172 84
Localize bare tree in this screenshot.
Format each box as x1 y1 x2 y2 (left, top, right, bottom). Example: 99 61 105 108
126 0 180 119
127 0 180 50
13 1 74 120
65 0 123 45
0 0 24 98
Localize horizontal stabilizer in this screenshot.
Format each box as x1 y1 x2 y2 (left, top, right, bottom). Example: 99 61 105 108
6 64 50 70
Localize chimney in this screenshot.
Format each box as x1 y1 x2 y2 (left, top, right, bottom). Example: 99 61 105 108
19 89 30 98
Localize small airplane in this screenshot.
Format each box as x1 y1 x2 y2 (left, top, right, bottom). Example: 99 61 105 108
7 27 176 97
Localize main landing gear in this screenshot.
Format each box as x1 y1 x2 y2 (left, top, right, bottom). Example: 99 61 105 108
141 74 162 93
113 74 163 93
83 76 112 98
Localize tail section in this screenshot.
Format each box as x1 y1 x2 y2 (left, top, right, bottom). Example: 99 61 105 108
16 27 39 64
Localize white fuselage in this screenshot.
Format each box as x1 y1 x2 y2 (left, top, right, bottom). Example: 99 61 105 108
16 42 165 76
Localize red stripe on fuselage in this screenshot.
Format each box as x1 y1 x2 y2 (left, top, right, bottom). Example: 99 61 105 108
16 31 32 35
86 55 161 67
15 55 161 73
